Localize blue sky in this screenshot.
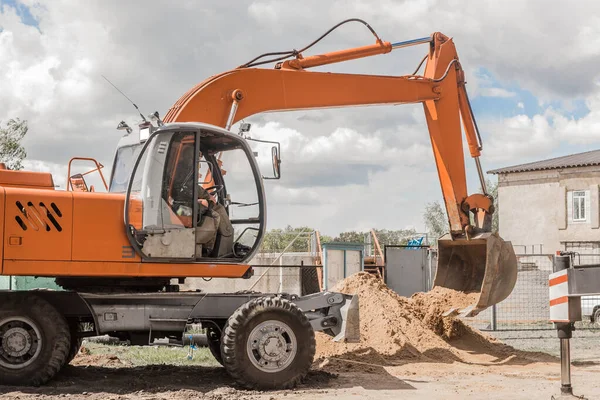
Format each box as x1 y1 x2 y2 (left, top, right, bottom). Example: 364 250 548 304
471 68 589 120
0 0 36 27
469 67 594 166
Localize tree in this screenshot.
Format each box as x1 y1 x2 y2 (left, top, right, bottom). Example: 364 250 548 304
332 228 420 246
333 231 365 243
371 228 419 245
0 118 27 170
481 178 499 233
424 178 499 243
423 201 448 241
260 225 315 253
259 226 425 254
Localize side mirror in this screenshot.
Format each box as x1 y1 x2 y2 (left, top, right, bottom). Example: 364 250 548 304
69 174 89 192
245 137 282 180
271 146 281 180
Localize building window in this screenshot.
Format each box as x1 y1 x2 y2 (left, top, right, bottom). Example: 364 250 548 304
573 191 586 221
568 190 590 223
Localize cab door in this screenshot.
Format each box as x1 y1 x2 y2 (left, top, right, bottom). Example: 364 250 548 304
125 129 199 261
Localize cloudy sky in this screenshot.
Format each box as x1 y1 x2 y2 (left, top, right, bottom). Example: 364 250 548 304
2 0 600 237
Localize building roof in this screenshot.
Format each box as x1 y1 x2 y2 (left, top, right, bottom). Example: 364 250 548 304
488 149 600 175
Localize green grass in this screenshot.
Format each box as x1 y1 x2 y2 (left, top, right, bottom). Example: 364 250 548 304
82 341 220 367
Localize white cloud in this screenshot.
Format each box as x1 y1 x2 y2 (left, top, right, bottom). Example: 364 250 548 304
250 121 431 168
22 159 67 189
479 87 517 98
3 0 600 236
483 89 600 166
484 113 556 163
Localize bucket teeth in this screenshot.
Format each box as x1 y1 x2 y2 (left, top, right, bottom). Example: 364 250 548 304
458 305 476 318
442 308 459 317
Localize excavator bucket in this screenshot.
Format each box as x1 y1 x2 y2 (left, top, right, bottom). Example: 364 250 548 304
433 232 518 317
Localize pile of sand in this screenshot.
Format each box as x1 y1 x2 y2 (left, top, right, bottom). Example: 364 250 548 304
71 346 132 368
315 272 547 369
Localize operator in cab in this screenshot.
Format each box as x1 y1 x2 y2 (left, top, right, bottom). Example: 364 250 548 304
193 156 234 258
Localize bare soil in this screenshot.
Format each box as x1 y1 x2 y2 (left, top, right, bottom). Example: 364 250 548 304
2 353 599 400
314 272 552 370
2 273 600 399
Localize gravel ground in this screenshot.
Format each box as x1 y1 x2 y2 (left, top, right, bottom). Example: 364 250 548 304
1 352 599 400
2 327 600 399
2 331 600 400
490 329 600 362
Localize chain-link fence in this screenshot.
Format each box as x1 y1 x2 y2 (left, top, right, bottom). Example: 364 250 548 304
462 253 600 331
254 233 600 331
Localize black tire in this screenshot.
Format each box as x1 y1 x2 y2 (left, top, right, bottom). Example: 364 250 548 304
221 296 315 390
206 326 223 366
0 294 71 386
64 333 83 365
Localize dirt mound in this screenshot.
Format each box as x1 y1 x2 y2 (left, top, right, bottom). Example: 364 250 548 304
411 287 479 340
71 347 132 367
315 272 548 370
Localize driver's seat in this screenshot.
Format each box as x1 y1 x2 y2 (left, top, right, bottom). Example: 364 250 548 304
195 208 219 258
209 206 234 258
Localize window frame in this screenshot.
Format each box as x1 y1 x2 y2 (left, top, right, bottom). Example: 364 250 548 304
571 190 588 222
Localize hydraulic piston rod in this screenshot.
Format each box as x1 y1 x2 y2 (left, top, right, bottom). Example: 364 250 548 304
391 36 433 49
280 35 433 71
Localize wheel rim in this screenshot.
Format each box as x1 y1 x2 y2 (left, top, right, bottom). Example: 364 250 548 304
0 316 43 370
246 320 297 373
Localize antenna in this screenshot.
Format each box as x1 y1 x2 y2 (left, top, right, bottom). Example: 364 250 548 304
101 75 147 122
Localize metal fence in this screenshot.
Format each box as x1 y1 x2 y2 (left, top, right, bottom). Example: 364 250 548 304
256 229 319 255
463 253 600 331
252 232 600 331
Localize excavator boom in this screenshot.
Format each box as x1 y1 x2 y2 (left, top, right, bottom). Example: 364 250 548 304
163 29 517 315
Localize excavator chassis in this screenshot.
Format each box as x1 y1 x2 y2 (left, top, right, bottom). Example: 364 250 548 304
0 289 358 389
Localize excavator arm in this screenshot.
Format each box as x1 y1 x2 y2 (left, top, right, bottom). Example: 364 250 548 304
164 32 487 238
163 28 517 316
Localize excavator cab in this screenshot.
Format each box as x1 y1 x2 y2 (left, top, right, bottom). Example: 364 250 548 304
122 122 270 263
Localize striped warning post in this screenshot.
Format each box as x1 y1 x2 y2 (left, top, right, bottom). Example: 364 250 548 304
549 268 583 323
549 269 570 322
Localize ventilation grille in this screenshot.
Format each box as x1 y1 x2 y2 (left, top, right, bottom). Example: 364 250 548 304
15 201 63 232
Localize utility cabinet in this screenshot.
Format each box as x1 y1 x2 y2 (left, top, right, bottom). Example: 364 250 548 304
384 245 433 297
322 242 364 290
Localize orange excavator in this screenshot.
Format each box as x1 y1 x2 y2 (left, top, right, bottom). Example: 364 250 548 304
0 20 517 389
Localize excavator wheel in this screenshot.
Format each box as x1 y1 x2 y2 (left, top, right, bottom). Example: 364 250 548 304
64 336 83 366
0 294 71 386
64 322 84 366
221 296 315 390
